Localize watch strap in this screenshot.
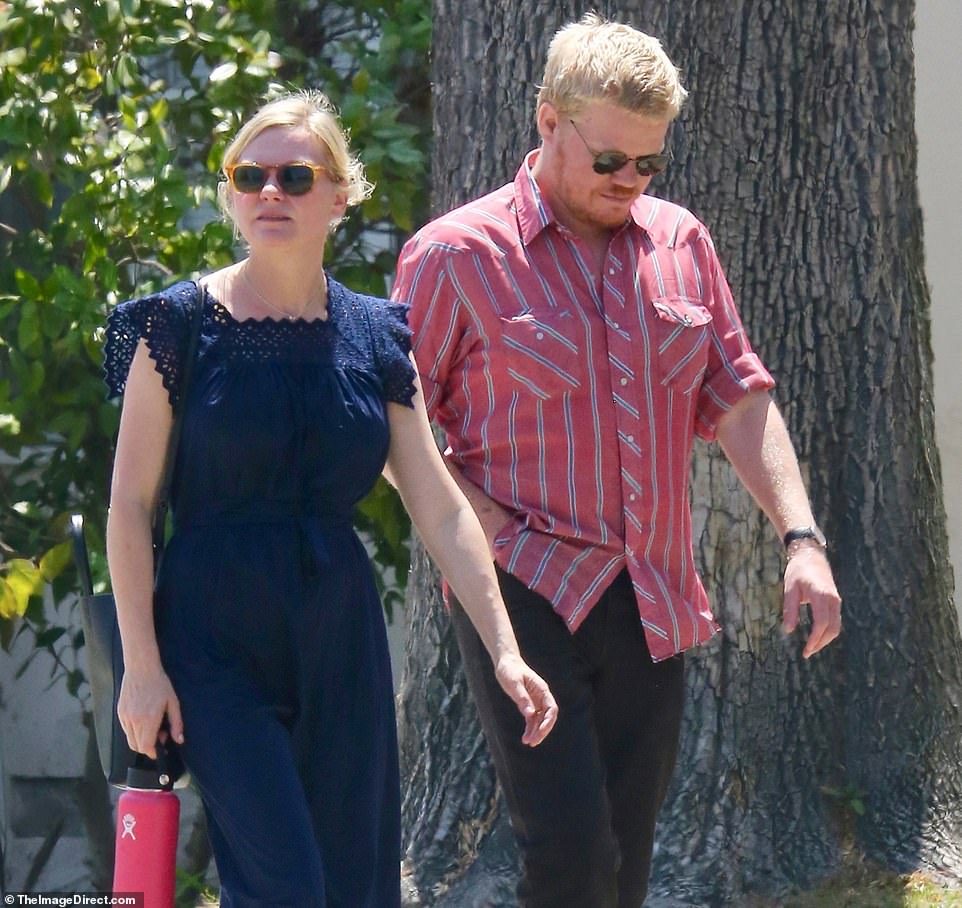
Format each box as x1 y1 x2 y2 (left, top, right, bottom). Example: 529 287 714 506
782 526 826 549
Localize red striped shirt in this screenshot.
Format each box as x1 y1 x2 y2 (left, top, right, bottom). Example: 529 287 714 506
392 151 775 660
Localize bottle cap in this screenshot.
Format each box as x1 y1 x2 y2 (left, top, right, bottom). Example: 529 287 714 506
124 741 176 791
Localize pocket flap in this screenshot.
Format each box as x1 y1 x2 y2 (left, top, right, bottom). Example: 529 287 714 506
651 297 712 328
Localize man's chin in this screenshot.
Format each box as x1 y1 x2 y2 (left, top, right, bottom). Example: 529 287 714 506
593 198 635 225
593 211 632 231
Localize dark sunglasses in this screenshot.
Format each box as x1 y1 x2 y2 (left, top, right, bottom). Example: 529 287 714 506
568 120 671 177
223 161 330 196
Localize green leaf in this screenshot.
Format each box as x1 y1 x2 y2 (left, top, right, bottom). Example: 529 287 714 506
0 578 26 620
17 300 42 351
150 97 169 123
14 268 42 300
0 413 22 436
39 541 73 582
208 61 238 83
386 144 423 167
0 47 27 68
23 359 45 395
3 559 44 603
114 53 140 88
352 69 371 94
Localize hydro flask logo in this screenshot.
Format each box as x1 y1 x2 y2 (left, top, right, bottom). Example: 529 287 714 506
121 812 138 840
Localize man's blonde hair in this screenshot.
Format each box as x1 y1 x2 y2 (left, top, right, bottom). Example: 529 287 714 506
218 89 373 232
537 13 688 119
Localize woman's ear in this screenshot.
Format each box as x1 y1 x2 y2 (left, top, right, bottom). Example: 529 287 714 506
330 185 349 224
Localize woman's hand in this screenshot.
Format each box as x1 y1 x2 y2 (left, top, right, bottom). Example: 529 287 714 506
117 664 185 759
384 387 558 746
494 654 559 747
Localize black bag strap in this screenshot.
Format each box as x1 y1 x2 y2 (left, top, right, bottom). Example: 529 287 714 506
69 514 95 597
70 286 204 596
150 283 205 562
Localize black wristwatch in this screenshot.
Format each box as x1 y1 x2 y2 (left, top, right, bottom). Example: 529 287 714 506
782 526 827 550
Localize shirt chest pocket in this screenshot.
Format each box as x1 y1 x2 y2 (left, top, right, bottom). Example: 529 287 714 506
497 313 583 400
649 297 713 393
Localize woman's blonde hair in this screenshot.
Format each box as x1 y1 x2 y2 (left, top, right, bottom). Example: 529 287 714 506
217 89 373 232
537 13 688 119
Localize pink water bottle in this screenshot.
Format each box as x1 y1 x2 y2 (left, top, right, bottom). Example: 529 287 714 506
112 751 180 908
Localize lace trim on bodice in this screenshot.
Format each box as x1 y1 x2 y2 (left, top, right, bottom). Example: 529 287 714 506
102 280 198 406
103 278 417 408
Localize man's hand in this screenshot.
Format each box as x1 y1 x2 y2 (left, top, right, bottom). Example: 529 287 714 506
783 544 842 658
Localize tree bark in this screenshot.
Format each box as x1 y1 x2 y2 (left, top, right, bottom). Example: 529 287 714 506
397 1 962 904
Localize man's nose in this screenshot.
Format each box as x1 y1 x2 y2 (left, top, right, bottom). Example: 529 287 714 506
610 162 645 188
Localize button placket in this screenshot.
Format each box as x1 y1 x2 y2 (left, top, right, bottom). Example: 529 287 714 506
603 250 647 544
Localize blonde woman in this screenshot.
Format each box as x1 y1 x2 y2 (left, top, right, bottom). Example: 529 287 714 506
104 90 556 907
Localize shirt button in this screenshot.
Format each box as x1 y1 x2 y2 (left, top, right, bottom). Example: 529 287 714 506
626 434 635 443
611 321 620 330
629 493 637 501
619 377 628 386
536 332 544 340
608 267 616 275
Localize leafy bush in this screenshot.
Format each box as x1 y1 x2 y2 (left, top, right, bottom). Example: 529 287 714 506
0 0 429 652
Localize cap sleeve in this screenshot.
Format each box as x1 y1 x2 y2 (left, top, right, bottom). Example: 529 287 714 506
372 299 417 408
102 281 199 407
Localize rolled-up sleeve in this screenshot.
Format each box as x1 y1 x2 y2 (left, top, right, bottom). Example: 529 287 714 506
392 234 462 422
693 234 775 440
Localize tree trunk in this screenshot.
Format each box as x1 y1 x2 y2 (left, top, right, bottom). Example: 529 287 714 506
398 544 517 905
397 1 962 904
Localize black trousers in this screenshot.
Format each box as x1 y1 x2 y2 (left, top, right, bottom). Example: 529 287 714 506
451 568 685 908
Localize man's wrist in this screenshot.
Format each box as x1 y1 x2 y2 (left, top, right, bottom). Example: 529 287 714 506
785 537 829 560
783 525 828 560
782 525 827 549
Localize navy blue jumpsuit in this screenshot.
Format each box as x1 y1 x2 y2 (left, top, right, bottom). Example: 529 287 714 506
104 278 414 907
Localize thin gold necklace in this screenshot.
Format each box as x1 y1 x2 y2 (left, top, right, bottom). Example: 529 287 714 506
241 265 325 321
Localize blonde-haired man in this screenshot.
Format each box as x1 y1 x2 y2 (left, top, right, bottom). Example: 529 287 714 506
394 14 840 906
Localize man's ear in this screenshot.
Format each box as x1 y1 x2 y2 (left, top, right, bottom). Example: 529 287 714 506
536 102 561 143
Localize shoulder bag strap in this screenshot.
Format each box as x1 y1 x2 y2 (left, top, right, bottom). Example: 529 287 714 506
150 284 205 566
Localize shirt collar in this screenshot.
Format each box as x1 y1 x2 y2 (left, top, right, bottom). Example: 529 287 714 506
513 150 553 244
513 149 657 246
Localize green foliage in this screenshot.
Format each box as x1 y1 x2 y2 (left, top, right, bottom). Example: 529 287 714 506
175 865 220 907
0 0 429 652
746 867 962 907
821 783 867 817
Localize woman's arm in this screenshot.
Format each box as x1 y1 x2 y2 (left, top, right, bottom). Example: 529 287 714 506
384 366 558 746
440 461 513 558
106 339 184 756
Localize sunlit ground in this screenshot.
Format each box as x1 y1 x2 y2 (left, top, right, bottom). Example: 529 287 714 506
747 868 962 908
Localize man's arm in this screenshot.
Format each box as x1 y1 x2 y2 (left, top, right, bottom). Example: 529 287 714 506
385 453 511 560
715 390 842 658
443 461 513 559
